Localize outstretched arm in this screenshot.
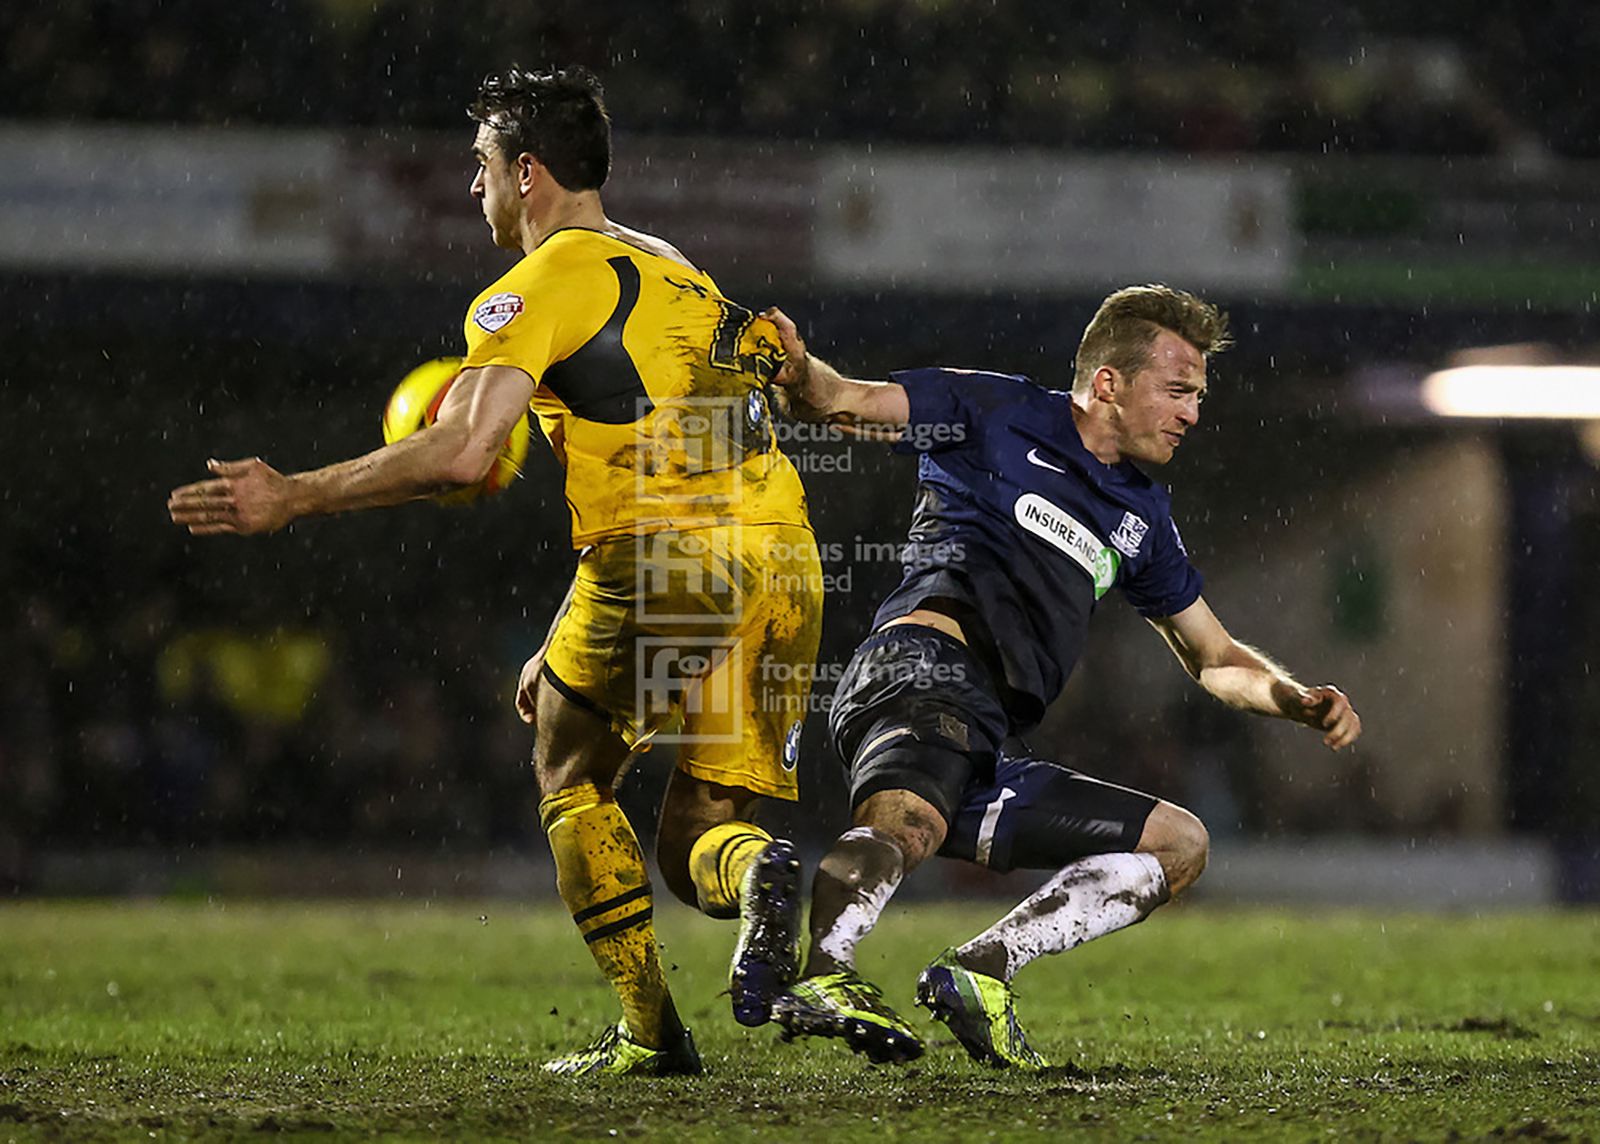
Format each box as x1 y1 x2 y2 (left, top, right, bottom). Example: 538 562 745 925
761 307 910 435
1148 596 1362 750
168 364 536 536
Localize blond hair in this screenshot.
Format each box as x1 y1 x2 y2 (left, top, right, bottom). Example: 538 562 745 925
1072 284 1231 395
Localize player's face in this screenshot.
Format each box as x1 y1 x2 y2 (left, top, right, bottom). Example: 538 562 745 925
1111 329 1207 466
469 127 521 249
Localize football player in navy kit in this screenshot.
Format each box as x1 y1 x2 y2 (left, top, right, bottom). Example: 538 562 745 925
751 285 1362 1069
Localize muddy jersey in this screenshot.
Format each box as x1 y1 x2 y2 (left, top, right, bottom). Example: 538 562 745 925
461 227 811 546
873 368 1203 730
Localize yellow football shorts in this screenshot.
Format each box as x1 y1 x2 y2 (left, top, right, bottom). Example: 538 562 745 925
542 523 825 800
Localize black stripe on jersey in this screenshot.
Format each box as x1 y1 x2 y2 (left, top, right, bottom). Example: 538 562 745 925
541 256 655 424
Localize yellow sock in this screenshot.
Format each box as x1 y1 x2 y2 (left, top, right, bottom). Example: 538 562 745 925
688 821 774 919
540 783 678 1046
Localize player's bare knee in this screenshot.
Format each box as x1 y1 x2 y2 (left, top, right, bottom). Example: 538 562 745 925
533 753 599 797
1138 801 1209 897
852 790 947 871
1176 812 1210 894
533 732 630 797
532 758 566 796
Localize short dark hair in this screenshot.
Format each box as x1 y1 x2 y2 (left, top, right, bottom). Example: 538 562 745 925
468 65 611 192
1072 284 1231 394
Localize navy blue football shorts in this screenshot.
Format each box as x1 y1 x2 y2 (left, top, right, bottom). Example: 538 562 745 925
827 624 1158 874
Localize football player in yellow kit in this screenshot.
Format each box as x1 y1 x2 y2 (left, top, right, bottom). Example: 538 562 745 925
168 66 823 1077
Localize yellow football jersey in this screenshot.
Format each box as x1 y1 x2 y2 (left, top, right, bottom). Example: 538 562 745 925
460 228 811 546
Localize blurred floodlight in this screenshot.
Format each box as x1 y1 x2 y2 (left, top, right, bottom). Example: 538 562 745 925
1421 365 1600 419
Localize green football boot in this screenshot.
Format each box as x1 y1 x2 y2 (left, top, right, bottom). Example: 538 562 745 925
542 1022 703 1078
771 970 925 1064
914 949 1048 1070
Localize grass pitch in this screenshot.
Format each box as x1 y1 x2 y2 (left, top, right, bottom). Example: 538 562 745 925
1 899 1597 1142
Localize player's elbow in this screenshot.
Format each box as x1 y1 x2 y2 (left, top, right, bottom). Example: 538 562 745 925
439 447 496 489
400 419 492 491
435 429 503 488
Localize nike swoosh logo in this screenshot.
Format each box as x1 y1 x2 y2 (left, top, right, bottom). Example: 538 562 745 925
1026 447 1067 474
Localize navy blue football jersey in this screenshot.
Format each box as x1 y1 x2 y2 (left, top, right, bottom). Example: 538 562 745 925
873 367 1203 729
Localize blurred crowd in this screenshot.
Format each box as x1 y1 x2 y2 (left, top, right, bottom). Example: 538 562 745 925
0 578 1413 889
0 589 538 882
3 0 1584 158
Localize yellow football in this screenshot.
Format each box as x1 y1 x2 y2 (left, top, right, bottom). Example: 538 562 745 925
381 357 530 505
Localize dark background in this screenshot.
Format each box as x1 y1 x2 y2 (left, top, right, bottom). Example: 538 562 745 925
3 0 1598 891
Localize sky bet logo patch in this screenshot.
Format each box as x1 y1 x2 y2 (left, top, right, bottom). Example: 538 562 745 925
472 292 524 333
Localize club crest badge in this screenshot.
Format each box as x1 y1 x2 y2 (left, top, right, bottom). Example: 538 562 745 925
1109 511 1149 558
